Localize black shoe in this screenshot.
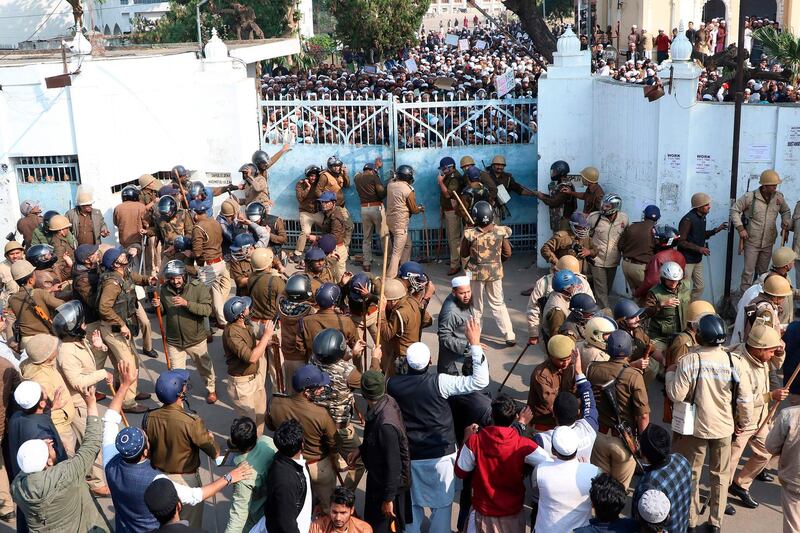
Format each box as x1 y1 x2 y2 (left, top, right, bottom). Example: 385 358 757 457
709 526 721 533
687 527 697 533
729 482 759 509
725 503 736 515
0 511 14 522
756 470 774 482
142 348 158 358
505 339 517 347
134 392 151 401
123 403 149 414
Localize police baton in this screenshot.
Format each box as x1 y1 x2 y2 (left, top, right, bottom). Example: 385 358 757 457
757 360 800 434
497 344 531 394
152 285 172 370
452 193 475 226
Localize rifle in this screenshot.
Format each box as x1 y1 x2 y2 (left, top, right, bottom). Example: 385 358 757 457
174 169 190 210
270 314 284 394
497 344 530 394
600 377 645 471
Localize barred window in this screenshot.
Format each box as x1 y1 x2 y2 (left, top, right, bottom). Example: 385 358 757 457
12 155 81 184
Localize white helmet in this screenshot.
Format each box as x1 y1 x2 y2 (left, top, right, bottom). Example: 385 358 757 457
660 261 684 281
584 315 617 349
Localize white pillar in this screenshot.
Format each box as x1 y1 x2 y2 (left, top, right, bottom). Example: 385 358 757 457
299 0 314 37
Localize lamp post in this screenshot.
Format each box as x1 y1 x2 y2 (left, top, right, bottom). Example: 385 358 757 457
196 0 209 50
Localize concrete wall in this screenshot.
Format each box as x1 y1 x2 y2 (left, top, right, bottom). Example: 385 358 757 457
538 54 800 305
0 51 261 242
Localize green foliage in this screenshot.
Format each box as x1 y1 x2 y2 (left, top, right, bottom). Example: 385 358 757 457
754 26 800 84
304 34 338 64
536 0 573 22
327 0 430 60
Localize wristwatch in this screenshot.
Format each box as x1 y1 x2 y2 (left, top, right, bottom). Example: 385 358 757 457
224 473 233 485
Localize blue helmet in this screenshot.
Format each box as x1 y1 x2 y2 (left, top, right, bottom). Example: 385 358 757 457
643 205 661 222
349 272 373 303
158 195 178 220
173 235 192 253
606 330 633 358
317 191 337 203
438 156 456 170
552 270 579 293
613 299 646 320
315 283 341 309
399 261 428 292
101 247 125 270
318 234 337 255
155 369 190 405
466 166 481 181
223 296 251 323
231 233 255 261
305 247 326 262
189 198 211 214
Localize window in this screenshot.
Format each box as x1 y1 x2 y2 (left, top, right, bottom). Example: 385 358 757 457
12 155 81 184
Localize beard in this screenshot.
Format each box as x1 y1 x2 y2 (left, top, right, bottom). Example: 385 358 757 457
454 297 472 310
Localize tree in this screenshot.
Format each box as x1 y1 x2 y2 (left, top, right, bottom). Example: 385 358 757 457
502 0 556 62
536 0 572 22
327 0 430 61
754 26 799 85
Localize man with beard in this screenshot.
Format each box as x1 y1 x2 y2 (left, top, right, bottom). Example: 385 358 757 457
305 247 335 294
293 165 323 262
310 487 372 533
154 259 216 403
437 276 473 374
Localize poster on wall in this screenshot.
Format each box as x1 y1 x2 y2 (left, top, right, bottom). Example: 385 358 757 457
659 182 680 212
783 125 800 161
694 154 716 176
664 153 681 173
744 143 772 162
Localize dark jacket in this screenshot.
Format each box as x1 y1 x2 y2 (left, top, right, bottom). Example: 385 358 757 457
159 280 213 349
264 454 308 533
149 521 207 532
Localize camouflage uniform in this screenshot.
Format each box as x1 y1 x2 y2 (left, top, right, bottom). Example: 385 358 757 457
540 230 596 274
313 358 365 490
459 183 492 222
461 224 515 343
540 179 578 232
156 210 194 265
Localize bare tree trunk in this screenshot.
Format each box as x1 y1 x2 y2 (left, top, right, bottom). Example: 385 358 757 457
503 0 556 62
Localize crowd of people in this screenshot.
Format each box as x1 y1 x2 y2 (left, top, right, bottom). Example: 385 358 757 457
0 142 799 533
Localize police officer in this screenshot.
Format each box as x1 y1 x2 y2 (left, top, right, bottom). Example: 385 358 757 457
17 200 42 248
248 247 284 325
642 261 691 368
731 169 792 292
241 202 272 250
578 315 617 369
345 272 379 346
534 160 578 232
459 167 492 220
155 195 194 267
318 155 354 248
293 164 324 262
311 328 365 490
306 247 335 294
138 174 163 276
678 192 728 301
355 160 387 272
587 194 629 309
541 270 581 344
740 276 792 344
278 274 316 385
586 329 643 489
113 186 150 270
298 283 364 362
26 243 66 293
559 292 600 340
229 233 256 297
308 192 349 282
385 165 423 279
8 260 64 351
460 201 515 347
245 201 288 271
727 323 788 515
217 195 243 258
222 296 272 433
379 278 425 374
250 145 291 205
487 154 536 219
635 225 686 300
48 214 76 281
0 241 23 309
66 189 110 246
667 314 752 532
612 299 654 370
619 205 660 294
540 212 597 273
754 247 797 324
71 244 104 361
145 369 220 528
96 247 155 413
528 334 576 429
436 156 466 275
190 198 231 327
29 210 59 246
563 166 606 214
154 260 216 404
459 155 497 205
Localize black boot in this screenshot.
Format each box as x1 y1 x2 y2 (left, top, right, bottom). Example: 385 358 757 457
729 482 759 509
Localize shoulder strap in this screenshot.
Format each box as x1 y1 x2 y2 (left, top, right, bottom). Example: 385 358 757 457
689 353 702 405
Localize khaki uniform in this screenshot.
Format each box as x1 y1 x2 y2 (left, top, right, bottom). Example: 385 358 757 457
0 260 19 309
65 207 107 246
279 300 315 388
57 338 107 487
308 267 335 295
731 188 792 291
319 169 353 247
17 213 41 248
643 281 692 350
461 224 514 342
245 174 270 205
192 217 232 326
160 281 215 393
379 296 427 374
587 211 629 308
229 258 253 296
540 179 577 232
7 287 62 340
765 405 800 533
459 182 492 221
578 341 609 370
667 346 753 528
295 178 323 255
21 360 77 455
581 183 606 214
145 402 219 528
113 201 150 249
527 359 576 428
248 271 286 321
743 293 783 342
526 273 593 340
140 188 161 275
757 271 795 324
97 270 150 408
354 171 387 266
156 210 194 263
51 233 76 282
297 310 360 360
541 291 570 340
618 219 656 294
728 344 783 491
385 180 421 279
320 207 349 282
440 171 465 269
223 322 268 430
540 231 596 274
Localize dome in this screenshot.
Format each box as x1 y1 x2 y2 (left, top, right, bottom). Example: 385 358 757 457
557 25 581 55
204 28 228 61
670 21 692 61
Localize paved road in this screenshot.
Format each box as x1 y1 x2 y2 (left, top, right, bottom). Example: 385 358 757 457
2 255 784 532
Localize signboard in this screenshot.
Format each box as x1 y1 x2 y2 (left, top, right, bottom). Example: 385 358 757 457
494 68 515 97
458 39 470 51
474 40 487 50
404 58 418 73
444 34 459 46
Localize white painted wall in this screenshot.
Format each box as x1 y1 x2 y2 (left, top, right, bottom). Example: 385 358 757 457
538 54 800 305
0 48 262 243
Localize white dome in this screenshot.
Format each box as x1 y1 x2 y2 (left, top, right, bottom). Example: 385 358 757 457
204 28 228 61
670 21 692 61
557 25 581 55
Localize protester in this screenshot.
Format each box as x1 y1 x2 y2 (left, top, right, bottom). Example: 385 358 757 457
264 419 313 533
310 487 373 533
575 473 639 533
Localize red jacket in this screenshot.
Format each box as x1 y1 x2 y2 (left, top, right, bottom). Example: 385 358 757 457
634 248 687 299
454 426 540 516
655 33 671 52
